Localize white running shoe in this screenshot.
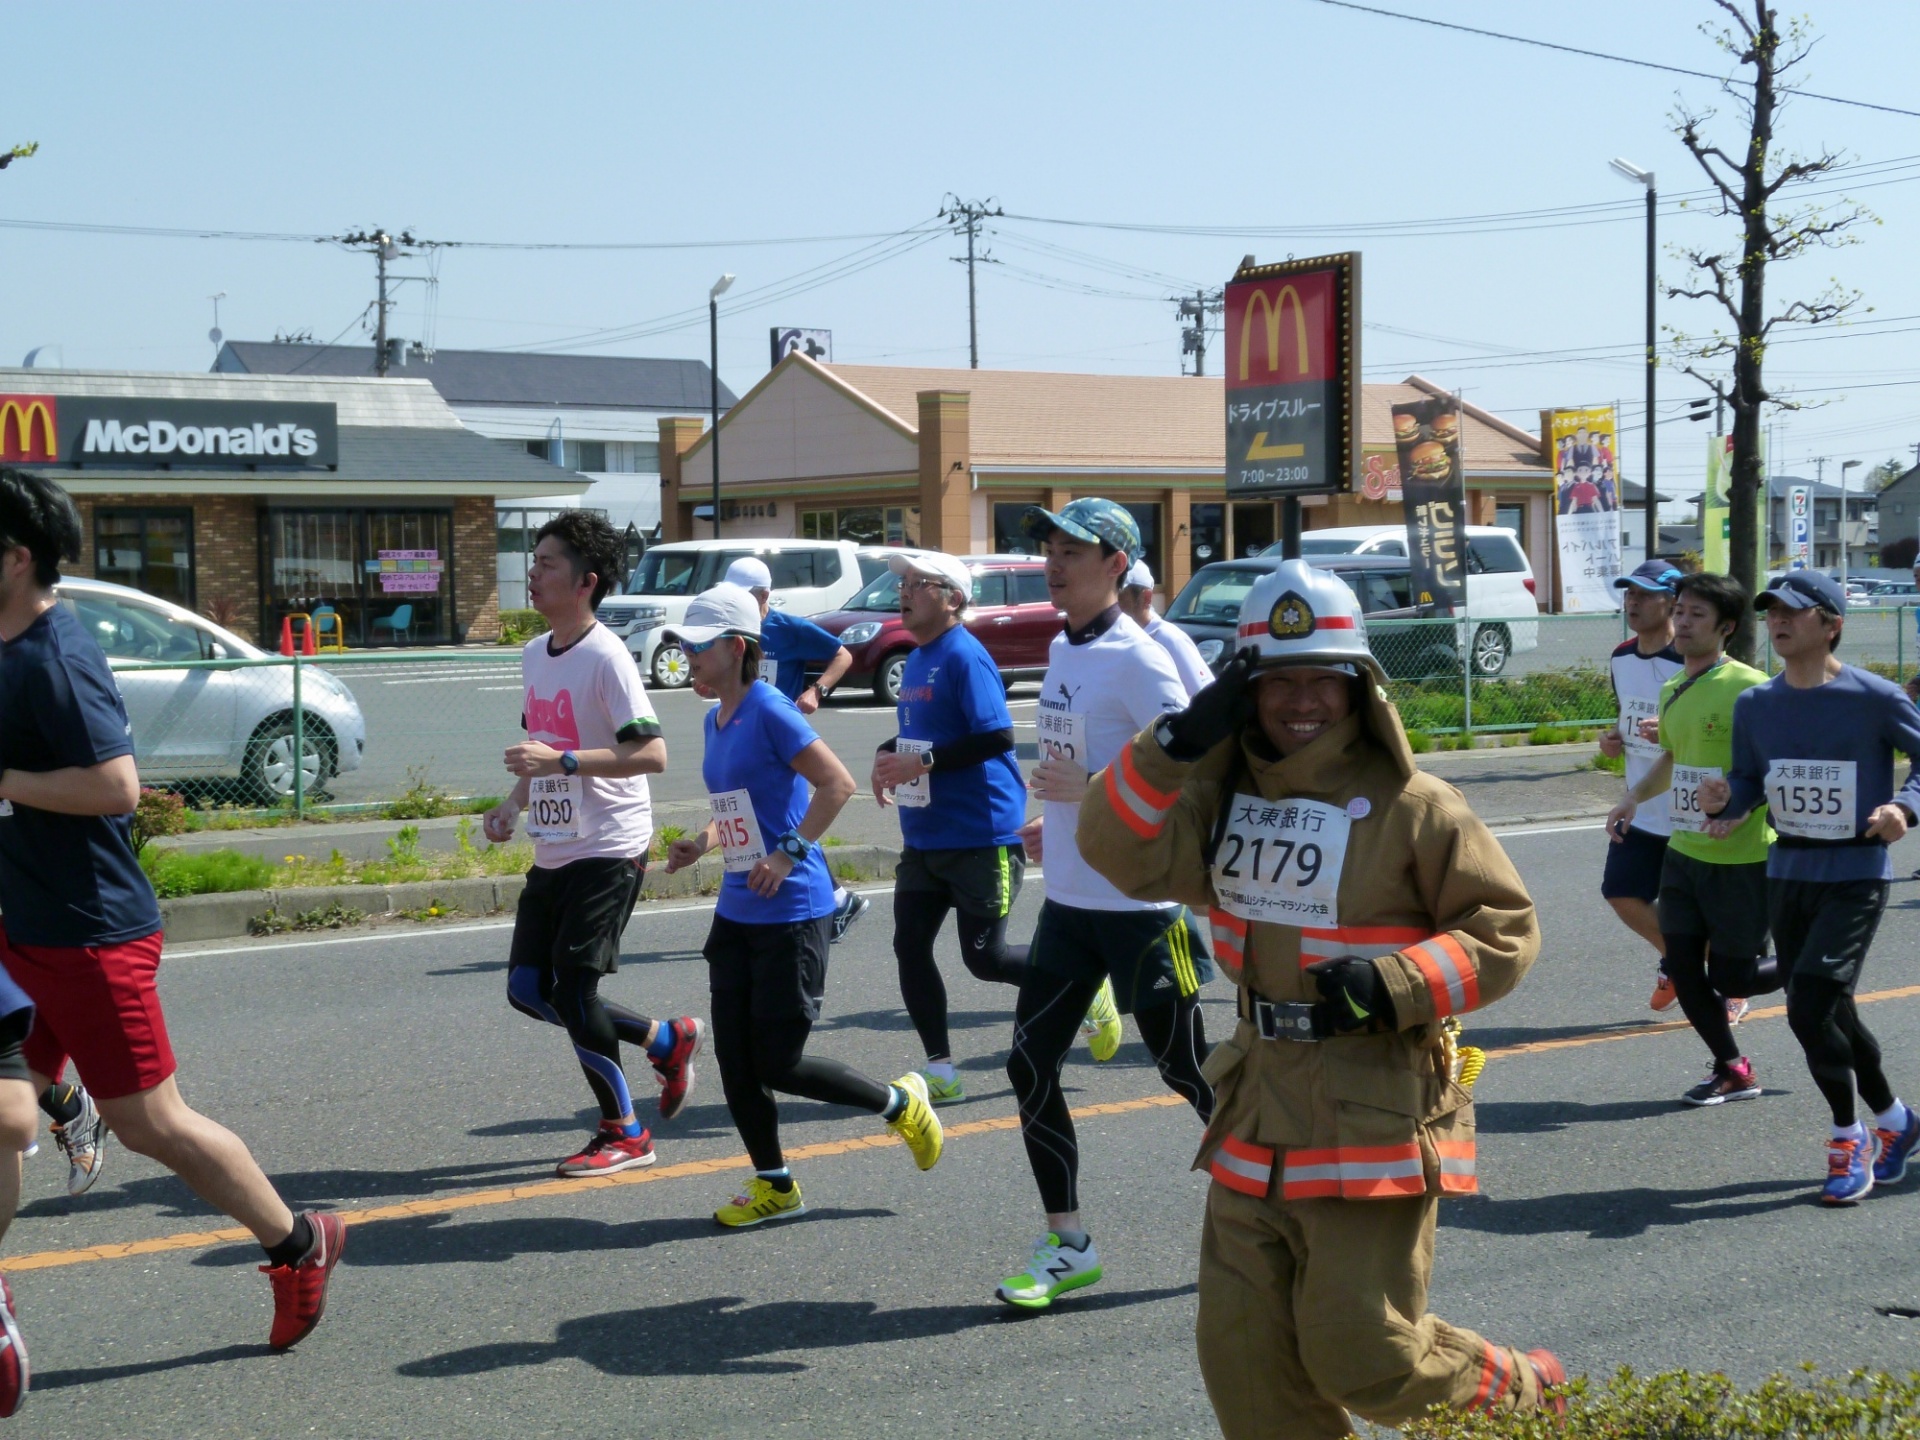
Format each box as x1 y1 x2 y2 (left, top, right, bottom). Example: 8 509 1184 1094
51 1089 108 1197
996 1233 1103 1310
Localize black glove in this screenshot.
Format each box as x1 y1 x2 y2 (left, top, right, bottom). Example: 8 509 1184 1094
1305 956 1395 1037
1157 646 1258 761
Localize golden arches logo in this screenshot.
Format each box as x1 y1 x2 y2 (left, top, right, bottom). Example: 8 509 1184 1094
1237 285 1311 382
0 397 56 462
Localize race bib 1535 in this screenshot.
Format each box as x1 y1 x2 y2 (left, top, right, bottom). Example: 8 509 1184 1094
1765 759 1857 841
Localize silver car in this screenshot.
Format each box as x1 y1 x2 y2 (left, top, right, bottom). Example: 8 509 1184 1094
54 577 367 803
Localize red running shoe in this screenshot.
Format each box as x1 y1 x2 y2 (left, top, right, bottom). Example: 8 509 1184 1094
652 1017 706 1121
1650 970 1678 1012
1526 1348 1568 1416
0 1276 28 1417
556 1125 656 1177
262 1211 345 1351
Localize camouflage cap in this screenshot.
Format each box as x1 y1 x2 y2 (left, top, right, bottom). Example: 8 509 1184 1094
1021 497 1142 560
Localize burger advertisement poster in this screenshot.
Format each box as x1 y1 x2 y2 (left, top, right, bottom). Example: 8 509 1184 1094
1550 405 1624 613
1391 398 1467 613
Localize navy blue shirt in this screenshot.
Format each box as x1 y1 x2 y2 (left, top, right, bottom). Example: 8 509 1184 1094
701 681 837 924
1724 664 1920 882
760 609 845 702
0 604 163 946
896 624 1026 851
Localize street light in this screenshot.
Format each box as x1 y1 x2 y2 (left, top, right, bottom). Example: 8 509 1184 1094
1610 158 1657 567
709 273 735 539
1841 459 1863 589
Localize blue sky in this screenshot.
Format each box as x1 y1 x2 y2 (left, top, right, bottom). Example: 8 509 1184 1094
4 1 1917 502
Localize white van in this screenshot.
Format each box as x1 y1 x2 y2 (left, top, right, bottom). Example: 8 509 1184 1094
597 538 869 688
1295 524 1540 658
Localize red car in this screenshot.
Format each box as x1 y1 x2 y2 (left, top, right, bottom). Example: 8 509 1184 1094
812 555 1062 702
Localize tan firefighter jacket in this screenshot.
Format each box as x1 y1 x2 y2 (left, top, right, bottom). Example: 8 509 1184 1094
1077 683 1539 1204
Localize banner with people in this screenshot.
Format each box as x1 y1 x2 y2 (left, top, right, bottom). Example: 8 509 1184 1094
1550 405 1623 612
1703 431 1767 576
1392 397 1467 612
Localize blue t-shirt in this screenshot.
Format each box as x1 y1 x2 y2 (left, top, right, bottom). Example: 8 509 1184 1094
0 604 164 946
896 624 1026 851
702 681 837 923
760 609 845 702
1724 664 1920 882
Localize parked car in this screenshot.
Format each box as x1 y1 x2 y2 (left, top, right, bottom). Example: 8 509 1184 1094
606 538 871 687
811 555 1061 702
1166 554 1497 679
55 577 368 802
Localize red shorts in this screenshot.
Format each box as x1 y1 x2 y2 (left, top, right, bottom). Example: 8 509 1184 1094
0 923 174 1100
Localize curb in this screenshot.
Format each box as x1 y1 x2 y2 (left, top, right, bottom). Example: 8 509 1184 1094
157 844 902 943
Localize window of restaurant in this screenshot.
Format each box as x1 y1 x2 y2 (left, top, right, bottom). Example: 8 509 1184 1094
94 508 194 610
801 505 920 545
265 508 454 647
1230 502 1275 558
1190 503 1224 572
993 502 1038 555
1122 502 1162 579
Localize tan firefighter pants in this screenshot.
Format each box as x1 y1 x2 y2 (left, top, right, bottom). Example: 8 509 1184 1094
1197 1179 1547 1439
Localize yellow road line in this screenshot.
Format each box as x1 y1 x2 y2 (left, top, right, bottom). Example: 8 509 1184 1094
16 980 1920 1276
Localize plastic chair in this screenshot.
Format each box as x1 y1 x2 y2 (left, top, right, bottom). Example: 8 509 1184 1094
311 605 347 654
371 603 414 645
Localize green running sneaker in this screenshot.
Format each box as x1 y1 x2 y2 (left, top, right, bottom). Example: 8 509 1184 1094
714 1176 806 1229
920 1071 966 1106
996 1233 1103 1310
886 1073 944 1170
1080 977 1123 1062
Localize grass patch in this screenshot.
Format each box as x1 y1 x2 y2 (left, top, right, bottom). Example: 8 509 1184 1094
499 608 548 646
1389 666 1614 738
249 902 366 936
276 817 533 888
1404 729 1435 754
385 766 459 820
1590 750 1626 774
141 847 276 898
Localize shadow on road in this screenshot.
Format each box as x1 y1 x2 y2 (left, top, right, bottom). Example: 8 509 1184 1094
814 1007 1013 1035
34 1342 275 1391
396 1284 1196 1378
1467 1021 1684 1050
1440 1177 1809 1239
1474 1098 1690 1134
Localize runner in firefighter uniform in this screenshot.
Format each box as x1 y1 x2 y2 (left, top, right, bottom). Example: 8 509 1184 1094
1079 561 1564 1437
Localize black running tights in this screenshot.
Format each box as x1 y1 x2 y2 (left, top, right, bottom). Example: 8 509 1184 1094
508 964 655 1124
893 888 1030 1062
1006 971 1212 1215
1663 934 1781 1068
1788 976 1894 1127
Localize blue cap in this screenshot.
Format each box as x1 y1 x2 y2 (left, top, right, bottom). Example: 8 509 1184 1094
1757 570 1846 615
1613 559 1684 594
1022 497 1142 560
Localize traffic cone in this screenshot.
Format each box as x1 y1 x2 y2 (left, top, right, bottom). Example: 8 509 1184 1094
278 616 295 656
300 617 317 657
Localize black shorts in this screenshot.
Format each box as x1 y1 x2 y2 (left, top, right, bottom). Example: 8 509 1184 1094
1601 825 1668 903
705 914 833 1025
896 844 1025 919
1657 851 1771 957
1769 878 1888 991
509 856 646 977
1028 899 1213 1014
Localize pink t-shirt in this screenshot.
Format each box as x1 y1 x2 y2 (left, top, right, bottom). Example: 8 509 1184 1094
520 623 660 867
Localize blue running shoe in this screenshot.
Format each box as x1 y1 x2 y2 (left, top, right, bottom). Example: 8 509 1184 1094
1874 1108 1920 1186
1823 1130 1874 1206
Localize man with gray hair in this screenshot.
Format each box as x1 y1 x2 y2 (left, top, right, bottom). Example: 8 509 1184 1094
1119 559 1211 697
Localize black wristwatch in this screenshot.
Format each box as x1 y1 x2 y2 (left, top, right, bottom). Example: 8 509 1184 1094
776 831 811 863
559 750 579 776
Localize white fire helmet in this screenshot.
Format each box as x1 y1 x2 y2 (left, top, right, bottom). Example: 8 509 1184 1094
1233 560 1386 684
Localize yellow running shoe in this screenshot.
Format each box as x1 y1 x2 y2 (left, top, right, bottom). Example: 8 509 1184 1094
1080 977 1123 1062
713 1176 807 1228
887 1073 944 1171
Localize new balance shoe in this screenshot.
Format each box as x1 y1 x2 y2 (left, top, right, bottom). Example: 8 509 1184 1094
1725 996 1751 1026
555 1125 656 1177
920 1070 966 1106
996 1233 1103 1310
1080 977 1123 1062
1822 1130 1874 1205
1682 1057 1762 1107
0 1277 27 1418
830 890 870 945
1649 969 1678 1012
51 1088 107 1197
262 1211 345 1351
1874 1107 1920 1186
652 1017 705 1121
714 1176 807 1228
886 1073 943 1170
1525 1348 1568 1417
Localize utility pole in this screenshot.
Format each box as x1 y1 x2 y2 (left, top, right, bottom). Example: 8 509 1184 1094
335 230 420 376
939 196 1001 368
1177 288 1223 376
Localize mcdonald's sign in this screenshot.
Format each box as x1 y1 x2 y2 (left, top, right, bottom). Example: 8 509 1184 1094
0 396 57 463
1222 253 1360 500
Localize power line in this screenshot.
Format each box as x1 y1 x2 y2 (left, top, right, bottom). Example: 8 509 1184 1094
941 197 1002 369
1306 0 1920 120
0 216 923 250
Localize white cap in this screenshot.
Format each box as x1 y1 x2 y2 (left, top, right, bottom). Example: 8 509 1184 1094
675 582 762 643
888 550 974 597
1234 560 1383 683
1125 560 1155 591
723 556 773 591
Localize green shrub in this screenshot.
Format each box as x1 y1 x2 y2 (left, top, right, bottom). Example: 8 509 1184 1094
1529 723 1577 746
132 789 189 853
1402 1365 1920 1439
499 609 548 646
141 847 275 898
1591 750 1626 774
250 901 366 935
1405 729 1436 754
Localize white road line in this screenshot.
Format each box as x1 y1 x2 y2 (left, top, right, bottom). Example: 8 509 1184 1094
475 685 523 692
379 674 522 686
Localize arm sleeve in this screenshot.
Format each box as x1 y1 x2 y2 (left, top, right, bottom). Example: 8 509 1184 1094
1077 726 1231 915
1722 689 1766 821
1370 788 1542 1028
31 654 133 768
930 729 1015 771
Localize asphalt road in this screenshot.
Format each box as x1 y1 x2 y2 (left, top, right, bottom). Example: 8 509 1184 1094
12 824 1920 1437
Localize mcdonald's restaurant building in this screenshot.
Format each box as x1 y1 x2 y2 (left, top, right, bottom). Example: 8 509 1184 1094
0 368 585 646
658 353 1559 602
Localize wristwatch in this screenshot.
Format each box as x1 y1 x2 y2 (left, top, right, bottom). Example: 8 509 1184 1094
776 830 811 863
1153 717 1179 753
558 750 579 776
918 747 935 771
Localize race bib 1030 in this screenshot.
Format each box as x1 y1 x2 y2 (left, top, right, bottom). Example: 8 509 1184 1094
525 774 581 842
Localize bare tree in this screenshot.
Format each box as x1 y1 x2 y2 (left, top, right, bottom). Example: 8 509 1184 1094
0 143 36 171
1666 0 1871 660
